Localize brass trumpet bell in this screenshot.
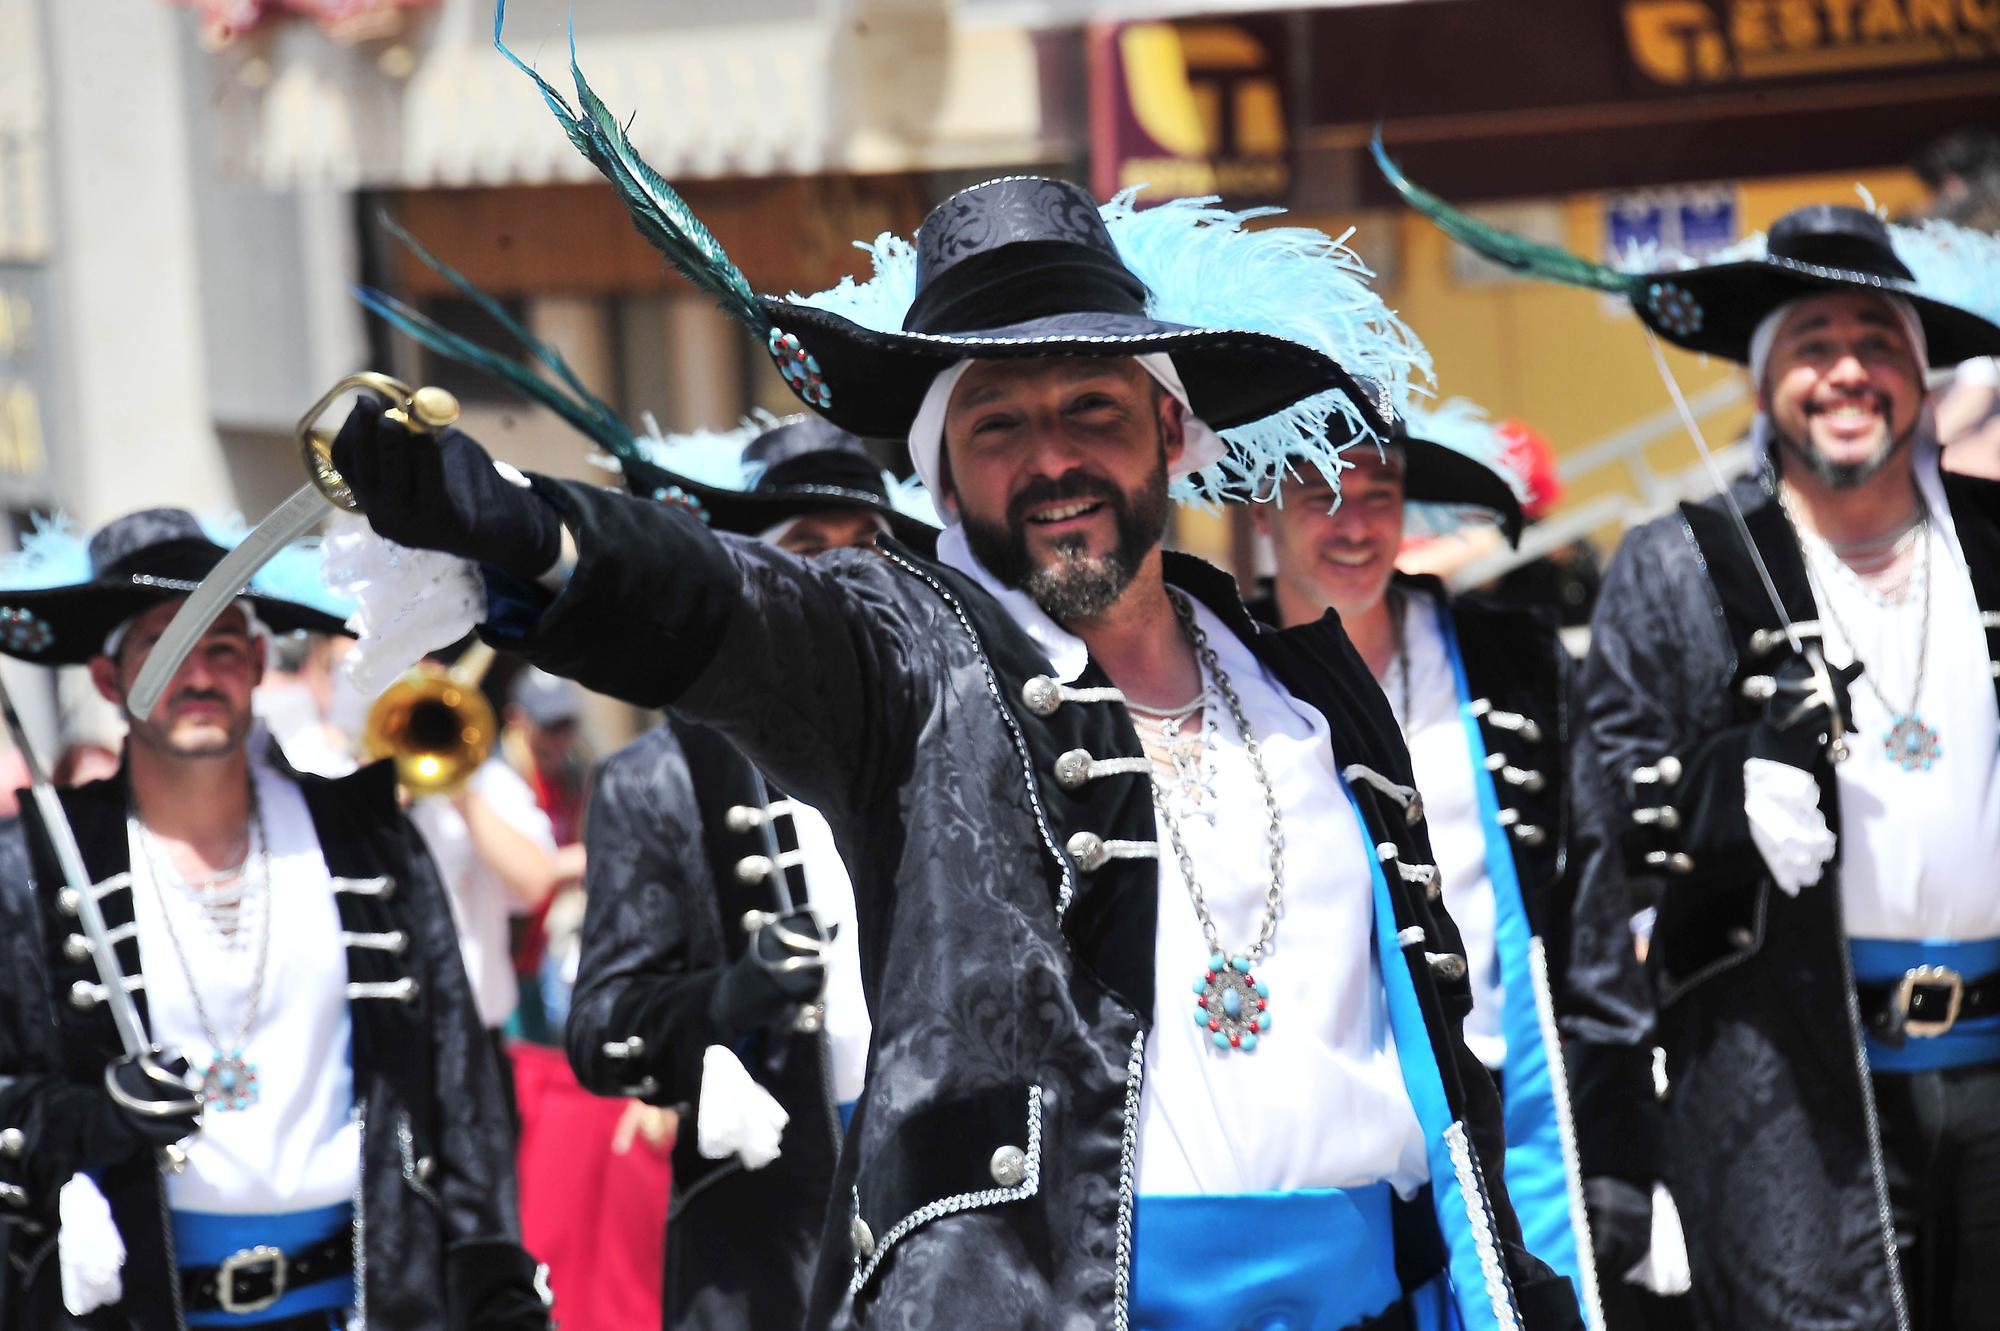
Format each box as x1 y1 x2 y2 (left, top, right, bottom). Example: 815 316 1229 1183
362 642 497 798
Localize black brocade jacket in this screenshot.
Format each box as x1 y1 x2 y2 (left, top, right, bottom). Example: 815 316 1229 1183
566 720 841 1331
484 478 1582 1331
0 759 546 1331
1573 467 2000 1329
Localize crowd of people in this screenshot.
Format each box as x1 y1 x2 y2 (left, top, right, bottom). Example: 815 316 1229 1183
0 26 1995 1331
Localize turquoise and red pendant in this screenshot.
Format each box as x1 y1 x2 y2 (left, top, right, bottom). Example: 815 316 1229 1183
201 1051 259 1112
1882 714 1941 773
1191 953 1271 1052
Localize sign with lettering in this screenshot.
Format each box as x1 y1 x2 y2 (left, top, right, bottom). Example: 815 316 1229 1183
1088 17 1292 207
1622 0 2000 87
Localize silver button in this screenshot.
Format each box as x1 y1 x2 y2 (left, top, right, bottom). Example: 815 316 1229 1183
851 1216 876 1260
0 1183 25 1209
1021 675 1061 717
1053 749 1093 791
1632 806 1682 831
1740 674 1777 702
0 1127 22 1158
1727 927 1754 950
1426 952 1468 983
989 1144 1028 1188
56 887 79 916
69 981 101 1010
724 804 767 834
602 1036 646 1061
734 854 775 886
1509 824 1547 848
1633 756 1683 787
1065 831 1107 873
415 1155 437 1183
62 934 91 962
1645 850 1694 875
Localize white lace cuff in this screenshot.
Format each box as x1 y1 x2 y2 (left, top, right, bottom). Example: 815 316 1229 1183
1743 756 1835 896
1624 1182 1693 1295
320 513 485 698
697 1045 788 1171
59 1172 125 1315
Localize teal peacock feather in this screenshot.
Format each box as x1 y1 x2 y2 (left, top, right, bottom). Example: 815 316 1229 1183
493 0 769 336
1370 132 1633 297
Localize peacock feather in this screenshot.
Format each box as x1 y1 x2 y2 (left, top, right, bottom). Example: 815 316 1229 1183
494 0 768 336
1371 132 1632 297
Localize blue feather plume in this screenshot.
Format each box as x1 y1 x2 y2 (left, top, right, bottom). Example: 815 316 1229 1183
1395 396 1530 539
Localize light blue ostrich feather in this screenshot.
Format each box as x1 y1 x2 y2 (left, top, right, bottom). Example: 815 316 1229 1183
0 513 354 622
628 414 772 491
791 192 1430 509
1893 216 2000 329
883 471 943 527
0 514 93 590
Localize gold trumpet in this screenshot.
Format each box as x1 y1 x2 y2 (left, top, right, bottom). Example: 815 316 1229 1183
362 640 499 798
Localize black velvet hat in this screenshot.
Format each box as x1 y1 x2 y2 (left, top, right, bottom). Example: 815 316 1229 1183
620 415 939 550
0 508 352 666
1634 205 2000 366
761 177 1393 441
1395 430 1526 548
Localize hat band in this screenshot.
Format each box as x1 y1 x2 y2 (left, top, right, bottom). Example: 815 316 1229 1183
903 240 1150 336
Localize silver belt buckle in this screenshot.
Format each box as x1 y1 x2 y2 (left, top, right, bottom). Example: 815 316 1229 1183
217 1244 287 1314
1896 964 1964 1039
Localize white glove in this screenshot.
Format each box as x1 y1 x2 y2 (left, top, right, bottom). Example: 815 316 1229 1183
696 1045 789 1170
58 1173 125 1315
320 512 486 698
1743 757 1836 896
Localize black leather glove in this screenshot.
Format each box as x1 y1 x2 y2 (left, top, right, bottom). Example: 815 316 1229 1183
1746 644 1861 770
101 1049 205 1152
1583 1175 1653 1283
330 395 561 581
707 909 830 1038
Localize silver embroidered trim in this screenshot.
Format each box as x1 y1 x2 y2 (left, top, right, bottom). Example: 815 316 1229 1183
352 1104 368 1327
1342 764 1424 823
1443 1120 1522 1331
847 1085 1045 1296
1981 611 2000 629
57 873 133 914
347 978 419 1002
1112 1030 1145 1331
1395 925 1427 949
330 875 394 898
396 1112 443 1211
1528 938 1606 1331
882 551 1078 919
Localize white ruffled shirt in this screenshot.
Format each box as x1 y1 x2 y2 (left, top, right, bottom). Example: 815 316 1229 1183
1387 591 1506 1070
937 527 1429 1198
129 765 362 1215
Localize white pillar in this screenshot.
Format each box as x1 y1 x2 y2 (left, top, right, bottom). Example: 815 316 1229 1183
42 0 236 525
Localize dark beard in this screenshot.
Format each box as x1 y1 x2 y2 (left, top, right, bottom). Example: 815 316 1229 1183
1773 399 1913 490
962 449 1170 623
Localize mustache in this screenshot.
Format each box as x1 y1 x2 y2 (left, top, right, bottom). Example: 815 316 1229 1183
1805 390 1893 416
167 688 229 710
1006 472 1123 527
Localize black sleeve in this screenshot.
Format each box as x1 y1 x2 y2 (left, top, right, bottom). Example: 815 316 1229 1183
487 476 931 832
564 729 726 1110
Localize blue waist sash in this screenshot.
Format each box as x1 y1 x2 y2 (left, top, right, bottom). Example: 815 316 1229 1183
173 1201 353 1327
1131 1186 1404 1331
1851 937 2000 1074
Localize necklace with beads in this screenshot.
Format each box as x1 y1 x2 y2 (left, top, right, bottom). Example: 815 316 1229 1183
1149 592 1286 1054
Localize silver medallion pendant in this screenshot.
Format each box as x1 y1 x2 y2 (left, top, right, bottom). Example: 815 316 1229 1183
1190 952 1271 1052
201 1050 259 1112
1882 714 1941 772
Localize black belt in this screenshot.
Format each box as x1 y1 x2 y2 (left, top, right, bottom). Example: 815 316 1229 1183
182 1232 352 1316
1857 967 2000 1044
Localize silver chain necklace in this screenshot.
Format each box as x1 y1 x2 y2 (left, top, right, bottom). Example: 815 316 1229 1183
133 779 273 1111
1153 592 1285 1054
1792 500 1941 773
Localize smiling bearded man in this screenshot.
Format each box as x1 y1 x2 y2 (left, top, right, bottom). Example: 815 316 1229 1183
1569 204 2000 1331
319 135 1587 1331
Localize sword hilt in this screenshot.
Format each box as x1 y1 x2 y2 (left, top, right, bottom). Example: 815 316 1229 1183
296 372 461 513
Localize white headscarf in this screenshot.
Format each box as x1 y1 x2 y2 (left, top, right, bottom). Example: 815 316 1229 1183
905 353 1228 516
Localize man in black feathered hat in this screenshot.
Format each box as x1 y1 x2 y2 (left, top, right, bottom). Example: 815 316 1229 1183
329 175 1584 1330
565 416 923 1331
1571 205 2000 1329
0 508 549 1330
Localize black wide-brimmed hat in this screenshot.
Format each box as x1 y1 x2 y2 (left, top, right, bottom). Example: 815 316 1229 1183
760 176 1393 441
1634 205 2000 366
0 508 353 666
1395 429 1526 548
621 415 939 550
